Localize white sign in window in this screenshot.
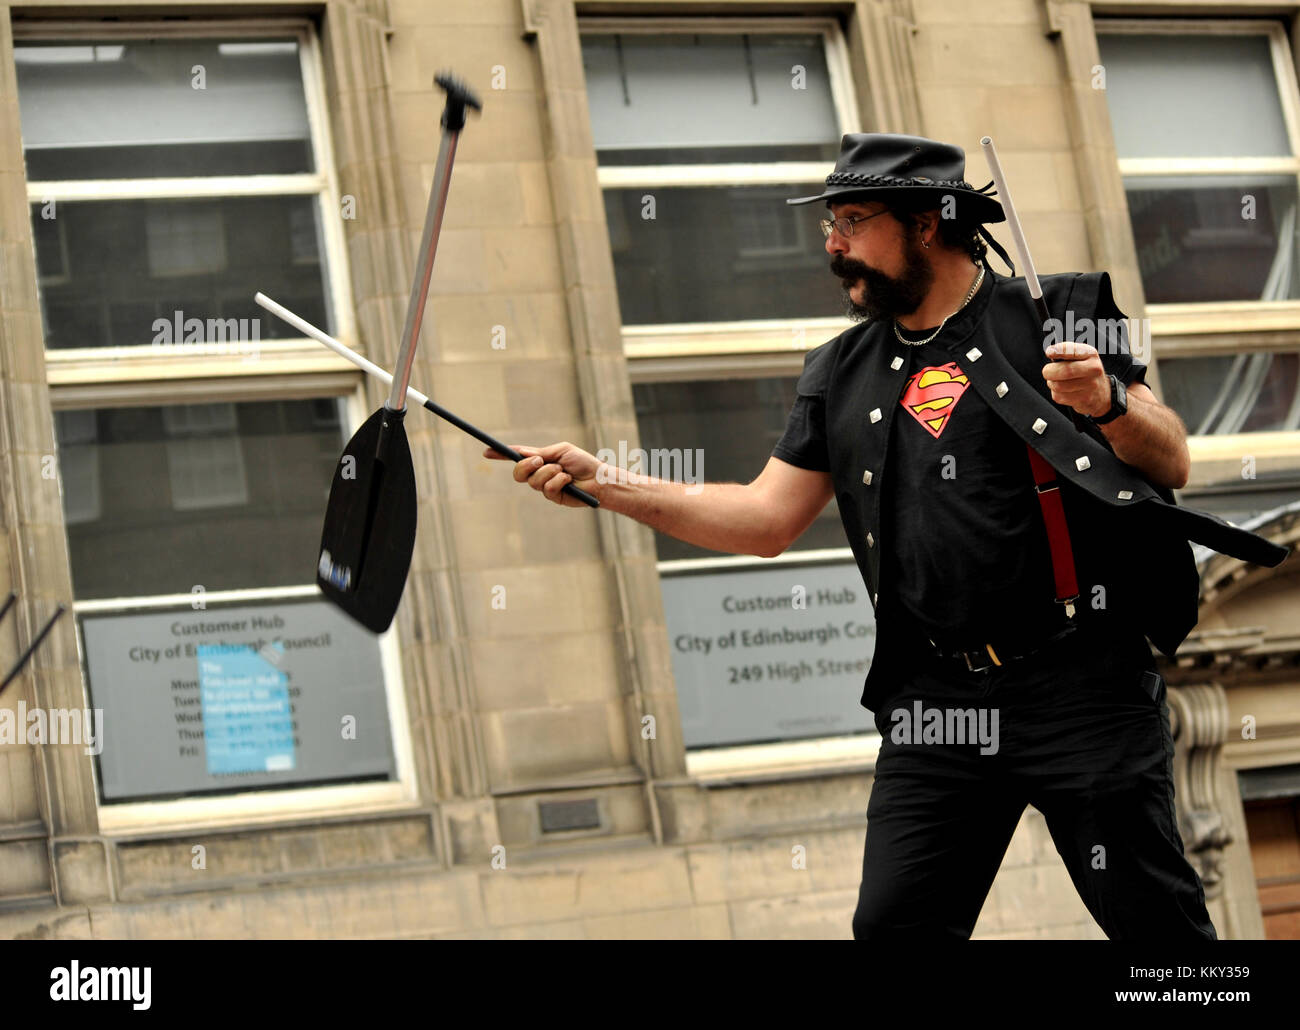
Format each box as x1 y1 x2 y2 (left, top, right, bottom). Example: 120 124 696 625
82 599 395 801
661 562 876 748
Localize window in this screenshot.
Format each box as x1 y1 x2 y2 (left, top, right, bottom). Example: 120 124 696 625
582 19 857 556
1098 26 1299 305
17 36 332 350
63 400 399 803
582 20 874 752
1098 20 1300 520
583 26 848 325
16 23 412 822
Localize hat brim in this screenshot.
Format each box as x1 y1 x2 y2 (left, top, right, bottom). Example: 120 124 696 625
786 184 1005 224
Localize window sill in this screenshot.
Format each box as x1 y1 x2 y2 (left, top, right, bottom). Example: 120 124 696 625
96 779 418 837
46 340 360 382
686 732 880 788
1187 432 1300 487
624 316 852 359
1151 301 1300 356
46 343 364 406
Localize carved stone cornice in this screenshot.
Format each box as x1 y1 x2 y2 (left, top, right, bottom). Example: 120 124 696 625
1160 626 1300 687
1195 503 1300 610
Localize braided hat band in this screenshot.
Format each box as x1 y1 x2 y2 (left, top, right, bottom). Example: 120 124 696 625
787 135 1014 273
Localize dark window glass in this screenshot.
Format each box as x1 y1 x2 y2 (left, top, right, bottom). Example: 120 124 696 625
1127 179 1300 303
54 399 346 599
1179 481 1300 527
632 377 842 560
606 186 835 324
31 196 329 348
1158 352 1300 434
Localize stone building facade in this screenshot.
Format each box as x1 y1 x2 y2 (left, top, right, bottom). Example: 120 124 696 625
0 0 1297 939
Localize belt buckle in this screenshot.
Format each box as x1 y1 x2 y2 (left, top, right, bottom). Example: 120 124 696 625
963 644 1001 673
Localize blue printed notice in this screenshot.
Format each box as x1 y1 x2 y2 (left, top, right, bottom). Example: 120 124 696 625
197 643 296 774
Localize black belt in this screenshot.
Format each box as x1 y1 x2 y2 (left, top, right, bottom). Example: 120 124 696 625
926 620 1079 673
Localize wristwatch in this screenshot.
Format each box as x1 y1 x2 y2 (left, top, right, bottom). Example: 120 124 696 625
1091 374 1128 425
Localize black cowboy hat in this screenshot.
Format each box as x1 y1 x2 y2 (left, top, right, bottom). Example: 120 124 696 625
787 133 1006 222
788 133 1013 269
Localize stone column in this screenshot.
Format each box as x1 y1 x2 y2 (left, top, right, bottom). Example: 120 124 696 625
849 0 923 133
0 7 107 908
1044 0 1160 393
520 0 699 841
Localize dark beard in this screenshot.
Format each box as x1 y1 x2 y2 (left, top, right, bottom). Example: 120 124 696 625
831 241 933 324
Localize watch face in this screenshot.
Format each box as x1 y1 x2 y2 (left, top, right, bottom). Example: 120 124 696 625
1096 376 1125 423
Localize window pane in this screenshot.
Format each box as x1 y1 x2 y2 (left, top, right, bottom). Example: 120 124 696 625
583 33 840 163
54 399 346 599
16 39 313 179
606 185 833 323
596 143 838 166
1180 482 1300 527
1158 352 1300 434
633 377 843 560
1126 177 1299 302
1098 33 1290 159
32 196 330 348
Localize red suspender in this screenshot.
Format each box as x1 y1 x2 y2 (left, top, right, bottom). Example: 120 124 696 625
1026 444 1080 618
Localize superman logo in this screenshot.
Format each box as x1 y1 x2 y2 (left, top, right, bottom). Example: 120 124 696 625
900 362 969 438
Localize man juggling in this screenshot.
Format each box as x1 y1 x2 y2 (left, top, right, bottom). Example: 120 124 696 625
488 133 1287 941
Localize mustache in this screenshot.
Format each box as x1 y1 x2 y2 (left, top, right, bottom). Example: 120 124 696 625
830 255 873 281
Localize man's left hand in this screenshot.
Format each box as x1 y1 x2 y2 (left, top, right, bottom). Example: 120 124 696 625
1042 341 1110 418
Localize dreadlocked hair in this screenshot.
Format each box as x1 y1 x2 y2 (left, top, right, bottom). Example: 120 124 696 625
884 196 989 266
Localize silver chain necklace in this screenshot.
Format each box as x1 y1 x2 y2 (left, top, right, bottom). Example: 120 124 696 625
893 265 985 347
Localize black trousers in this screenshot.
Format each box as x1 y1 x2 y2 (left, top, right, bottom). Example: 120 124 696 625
853 619 1217 941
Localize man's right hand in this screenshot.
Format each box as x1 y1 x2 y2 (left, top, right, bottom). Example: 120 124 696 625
483 441 603 507
484 445 834 558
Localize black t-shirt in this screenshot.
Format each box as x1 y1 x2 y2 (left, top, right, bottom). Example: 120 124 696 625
883 326 1058 644
773 272 1148 648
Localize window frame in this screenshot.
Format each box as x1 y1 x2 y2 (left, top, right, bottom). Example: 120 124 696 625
14 18 417 831
1096 17 1300 484
577 17 873 763
1098 19 1300 347
580 16 860 364
72 389 418 836
16 18 362 395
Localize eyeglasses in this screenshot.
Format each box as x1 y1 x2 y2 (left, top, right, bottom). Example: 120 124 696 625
819 209 890 239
